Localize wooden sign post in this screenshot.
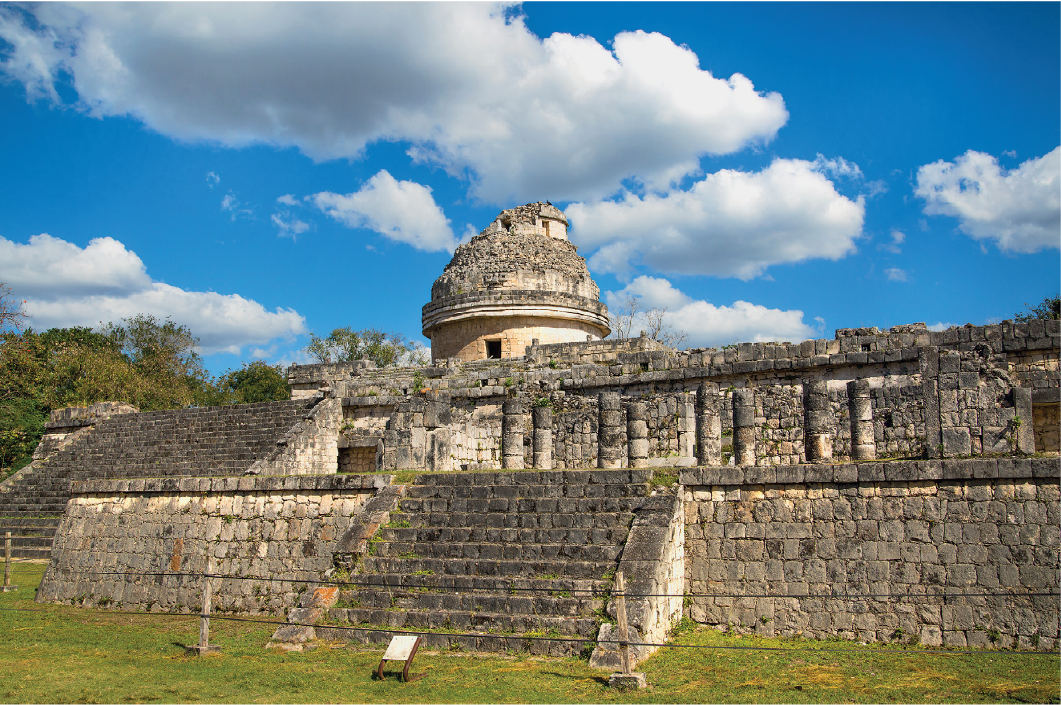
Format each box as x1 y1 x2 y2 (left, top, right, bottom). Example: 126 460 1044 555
377 635 425 682
608 570 646 690
190 559 219 654
615 571 631 675
3 532 15 592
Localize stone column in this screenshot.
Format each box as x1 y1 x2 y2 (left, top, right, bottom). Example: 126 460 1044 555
803 380 833 461
532 406 553 470
731 388 756 466
695 382 721 466
1012 387 1035 454
627 402 649 468
597 392 623 469
918 346 941 458
502 399 524 469
847 380 875 460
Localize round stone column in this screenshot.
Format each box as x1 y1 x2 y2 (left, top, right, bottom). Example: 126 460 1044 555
597 392 623 469
502 399 524 469
626 402 649 468
803 380 833 461
532 405 553 470
847 380 876 460
732 389 756 466
696 382 721 466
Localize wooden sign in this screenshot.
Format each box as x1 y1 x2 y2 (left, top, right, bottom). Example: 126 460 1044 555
377 635 425 682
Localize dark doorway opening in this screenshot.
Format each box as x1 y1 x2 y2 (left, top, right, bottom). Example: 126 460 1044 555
486 340 502 359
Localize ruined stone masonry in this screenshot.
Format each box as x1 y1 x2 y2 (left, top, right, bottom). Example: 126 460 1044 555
4 202 1057 662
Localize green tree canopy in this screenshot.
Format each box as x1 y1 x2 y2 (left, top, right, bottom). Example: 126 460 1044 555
0 315 291 477
305 327 418 367
217 361 291 404
1014 294 1060 322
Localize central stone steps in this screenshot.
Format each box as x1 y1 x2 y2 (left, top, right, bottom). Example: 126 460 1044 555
323 469 654 656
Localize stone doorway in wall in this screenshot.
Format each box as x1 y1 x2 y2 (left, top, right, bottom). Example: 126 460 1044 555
338 445 377 473
486 340 502 359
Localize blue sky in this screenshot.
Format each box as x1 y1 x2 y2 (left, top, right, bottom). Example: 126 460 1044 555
0 2 1057 376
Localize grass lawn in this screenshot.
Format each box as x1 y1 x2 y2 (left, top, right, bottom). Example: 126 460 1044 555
1 562 1058 703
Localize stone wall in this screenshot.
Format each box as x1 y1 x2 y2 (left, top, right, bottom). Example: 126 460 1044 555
1032 388 1060 452
292 320 1059 471
680 458 1060 650
590 491 685 669
1035 401 1061 452
337 446 376 473
249 397 342 476
36 474 391 614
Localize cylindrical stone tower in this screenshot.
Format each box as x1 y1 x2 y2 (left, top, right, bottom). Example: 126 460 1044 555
422 202 611 362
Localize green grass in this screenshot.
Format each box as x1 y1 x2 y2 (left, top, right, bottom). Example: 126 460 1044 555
1 563 1058 703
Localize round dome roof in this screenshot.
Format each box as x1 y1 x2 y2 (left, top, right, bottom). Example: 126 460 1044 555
422 202 610 357
430 202 598 301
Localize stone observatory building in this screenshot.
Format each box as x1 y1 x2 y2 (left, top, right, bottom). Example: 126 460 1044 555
422 202 611 362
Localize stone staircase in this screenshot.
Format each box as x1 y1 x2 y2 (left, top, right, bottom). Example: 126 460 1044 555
0 399 317 559
0 515 62 560
317 469 655 655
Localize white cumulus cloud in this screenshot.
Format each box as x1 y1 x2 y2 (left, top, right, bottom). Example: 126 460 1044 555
312 171 458 252
0 233 151 297
568 158 865 280
885 267 908 282
915 147 1060 253
0 3 788 204
606 276 819 348
0 233 307 355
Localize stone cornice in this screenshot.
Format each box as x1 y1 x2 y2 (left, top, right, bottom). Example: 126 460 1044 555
422 290 611 337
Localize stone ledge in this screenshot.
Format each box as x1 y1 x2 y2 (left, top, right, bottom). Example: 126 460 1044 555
70 473 394 496
679 457 1059 486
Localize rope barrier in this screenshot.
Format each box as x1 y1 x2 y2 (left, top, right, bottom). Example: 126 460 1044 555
1 605 1058 657
41 568 1060 600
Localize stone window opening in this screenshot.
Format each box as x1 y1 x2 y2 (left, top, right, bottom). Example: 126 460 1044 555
487 340 502 359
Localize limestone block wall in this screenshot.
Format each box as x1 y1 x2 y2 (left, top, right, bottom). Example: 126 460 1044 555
290 320 1058 472
1035 401 1061 452
680 458 1060 650
337 447 376 473
591 492 685 669
36 474 390 614
249 397 341 476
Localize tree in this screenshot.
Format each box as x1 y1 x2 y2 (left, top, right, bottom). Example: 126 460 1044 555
0 283 27 332
609 293 641 341
1014 294 1060 322
608 294 688 348
305 327 415 367
97 315 210 410
0 315 294 477
217 361 291 404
